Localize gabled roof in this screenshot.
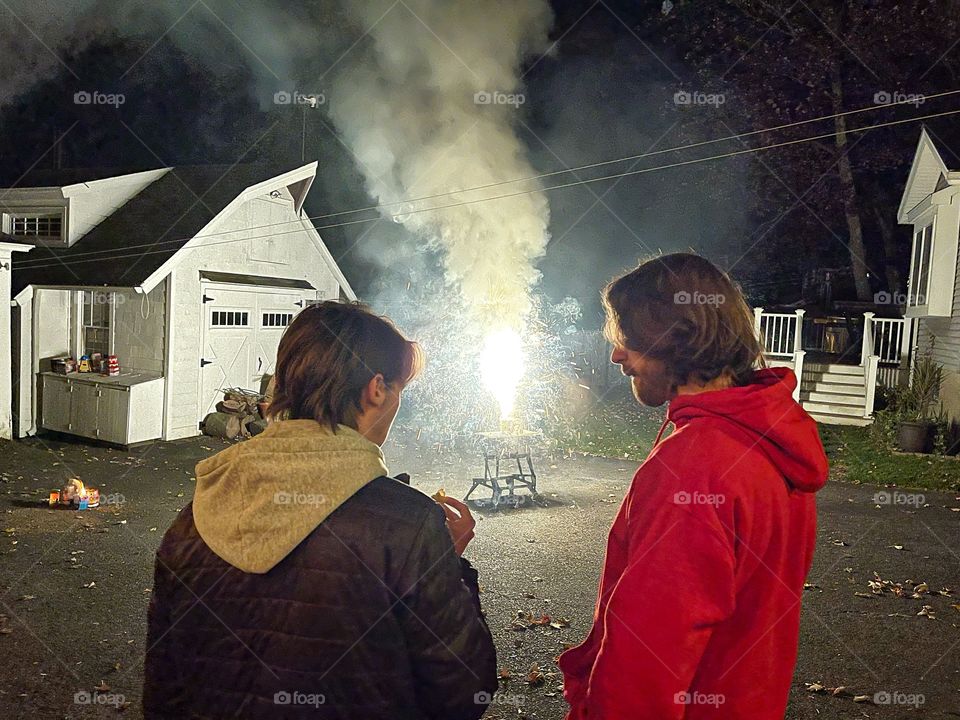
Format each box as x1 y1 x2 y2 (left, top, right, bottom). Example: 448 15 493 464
898 128 950 223
10 163 309 295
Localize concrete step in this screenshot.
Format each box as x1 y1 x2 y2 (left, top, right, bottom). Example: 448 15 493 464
801 390 866 406
802 371 865 386
801 401 868 417
806 411 873 426
804 363 864 376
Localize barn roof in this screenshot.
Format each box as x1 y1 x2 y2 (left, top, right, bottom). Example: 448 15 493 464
9 163 306 296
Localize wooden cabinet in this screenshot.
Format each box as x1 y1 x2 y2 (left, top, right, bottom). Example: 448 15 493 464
40 373 164 445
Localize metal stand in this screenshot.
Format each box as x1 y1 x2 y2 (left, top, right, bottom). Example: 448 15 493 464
464 431 540 508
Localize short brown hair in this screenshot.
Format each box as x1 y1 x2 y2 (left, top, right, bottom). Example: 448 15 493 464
268 301 424 431
603 253 762 387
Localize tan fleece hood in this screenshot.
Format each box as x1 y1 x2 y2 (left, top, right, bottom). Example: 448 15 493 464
193 419 389 574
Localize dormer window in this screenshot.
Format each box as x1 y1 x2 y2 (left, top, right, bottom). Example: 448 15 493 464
11 212 63 240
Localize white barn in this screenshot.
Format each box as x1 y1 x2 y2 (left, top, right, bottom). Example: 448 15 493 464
898 128 960 421
4 162 355 443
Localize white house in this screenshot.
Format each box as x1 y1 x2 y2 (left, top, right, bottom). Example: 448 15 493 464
898 128 960 421
3 162 355 444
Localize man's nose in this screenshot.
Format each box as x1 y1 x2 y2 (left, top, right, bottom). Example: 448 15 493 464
610 346 627 365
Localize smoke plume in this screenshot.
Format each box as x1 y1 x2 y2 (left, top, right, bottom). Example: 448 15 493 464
325 0 554 332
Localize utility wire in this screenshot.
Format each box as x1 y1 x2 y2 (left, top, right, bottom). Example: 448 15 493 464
17 105 960 272
15 90 958 268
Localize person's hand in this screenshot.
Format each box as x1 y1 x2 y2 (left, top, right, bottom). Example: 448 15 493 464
437 495 476 556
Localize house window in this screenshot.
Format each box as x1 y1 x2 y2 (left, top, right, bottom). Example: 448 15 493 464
82 291 112 356
908 223 934 308
11 213 63 239
261 312 293 328
211 310 250 328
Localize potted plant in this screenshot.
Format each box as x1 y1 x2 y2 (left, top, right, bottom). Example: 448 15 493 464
896 350 944 453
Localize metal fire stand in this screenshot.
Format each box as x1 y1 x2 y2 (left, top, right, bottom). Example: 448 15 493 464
464 430 541 508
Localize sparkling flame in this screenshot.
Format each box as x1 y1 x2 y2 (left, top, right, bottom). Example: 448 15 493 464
480 328 525 419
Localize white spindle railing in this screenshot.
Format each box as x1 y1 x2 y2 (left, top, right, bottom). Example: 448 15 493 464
755 308 804 358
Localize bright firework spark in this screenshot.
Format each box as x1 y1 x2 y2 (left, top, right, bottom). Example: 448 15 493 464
480 328 525 419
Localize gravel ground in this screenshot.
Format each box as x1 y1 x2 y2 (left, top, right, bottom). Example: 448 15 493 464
0 428 958 719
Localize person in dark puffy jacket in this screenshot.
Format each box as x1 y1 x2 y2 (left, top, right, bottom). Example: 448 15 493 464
143 301 497 720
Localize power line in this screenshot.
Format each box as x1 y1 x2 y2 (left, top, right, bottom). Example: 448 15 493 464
14 90 959 269
17 105 960 272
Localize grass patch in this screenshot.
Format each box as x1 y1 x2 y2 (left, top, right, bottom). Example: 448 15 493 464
819 424 960 493
547 387 664 462
551 396 960 493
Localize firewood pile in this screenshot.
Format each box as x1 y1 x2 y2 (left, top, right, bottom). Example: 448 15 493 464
202 387 269 440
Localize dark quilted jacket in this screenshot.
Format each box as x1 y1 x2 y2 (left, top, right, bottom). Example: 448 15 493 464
143 476 497 719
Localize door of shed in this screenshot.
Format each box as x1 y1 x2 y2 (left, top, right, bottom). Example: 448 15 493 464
199 282 311 420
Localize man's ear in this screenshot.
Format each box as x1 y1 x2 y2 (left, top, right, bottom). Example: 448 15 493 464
360 373 387 411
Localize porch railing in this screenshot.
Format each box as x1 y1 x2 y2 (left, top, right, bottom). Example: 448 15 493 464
754 308 913 418
754 309 804 358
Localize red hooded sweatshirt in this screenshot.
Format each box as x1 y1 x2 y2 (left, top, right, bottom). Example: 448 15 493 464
558 367 828 719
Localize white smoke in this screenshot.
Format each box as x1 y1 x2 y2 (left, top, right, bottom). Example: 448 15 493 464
325 0 554 332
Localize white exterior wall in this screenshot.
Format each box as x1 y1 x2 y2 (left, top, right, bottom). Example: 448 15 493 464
113 284 166 375
1 245 33 438
915 200 960 421
162 192 342 440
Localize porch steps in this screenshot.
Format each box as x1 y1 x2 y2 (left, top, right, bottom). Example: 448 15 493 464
798 363 872 426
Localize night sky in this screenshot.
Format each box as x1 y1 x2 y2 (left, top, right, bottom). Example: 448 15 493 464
2 0 959 322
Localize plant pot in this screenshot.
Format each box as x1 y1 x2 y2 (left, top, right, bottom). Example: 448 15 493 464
897 421 933 453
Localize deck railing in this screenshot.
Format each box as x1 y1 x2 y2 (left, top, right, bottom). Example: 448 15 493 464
754 308 914 418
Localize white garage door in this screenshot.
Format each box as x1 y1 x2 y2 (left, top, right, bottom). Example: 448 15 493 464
199 282 312 420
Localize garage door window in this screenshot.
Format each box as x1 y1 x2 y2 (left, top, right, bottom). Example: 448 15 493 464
211 310 249 328
262 312 293 328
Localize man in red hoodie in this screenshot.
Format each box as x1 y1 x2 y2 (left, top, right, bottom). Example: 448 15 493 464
559 253 828 719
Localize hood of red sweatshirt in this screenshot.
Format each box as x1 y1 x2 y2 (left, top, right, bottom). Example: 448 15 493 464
665 367 828 493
